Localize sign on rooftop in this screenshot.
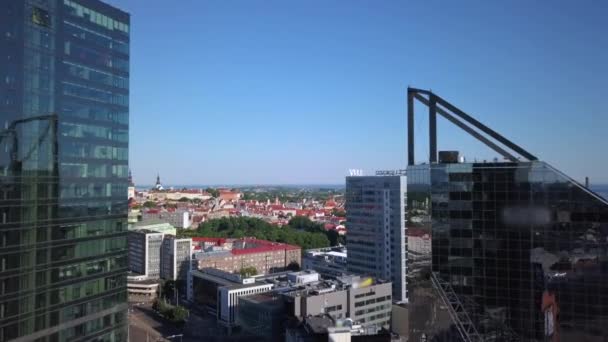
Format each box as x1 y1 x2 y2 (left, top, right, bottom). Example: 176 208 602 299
375 169 407 176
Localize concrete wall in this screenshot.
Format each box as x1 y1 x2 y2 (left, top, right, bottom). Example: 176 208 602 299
302 289 348 320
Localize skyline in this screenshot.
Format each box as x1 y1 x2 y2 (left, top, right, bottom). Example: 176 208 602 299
109 0 607 185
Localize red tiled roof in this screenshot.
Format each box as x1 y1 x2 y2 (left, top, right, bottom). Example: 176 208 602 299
192 237 226 245
230 243 300 255
408 228 430 238
191 237 300 254
324 223 336 230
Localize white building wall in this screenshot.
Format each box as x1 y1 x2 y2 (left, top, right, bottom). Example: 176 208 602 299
218 284 274 327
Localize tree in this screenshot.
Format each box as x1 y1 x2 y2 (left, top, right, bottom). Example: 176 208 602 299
239 266 258 277
331 208 346 217
205 187 220 198
286 261 300 271
161 280 175 300
171 305 189 323
178 197 190 202
143 201 156 208
288 216 318 232
153 298 189 324
192 217 333 251
326 229 339 246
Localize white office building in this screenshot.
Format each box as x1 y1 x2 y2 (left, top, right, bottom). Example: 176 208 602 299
345 172 408 302
161 236 193 281
128 230 164 279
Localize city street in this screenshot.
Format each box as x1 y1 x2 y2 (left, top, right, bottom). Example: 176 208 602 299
128 302 185 342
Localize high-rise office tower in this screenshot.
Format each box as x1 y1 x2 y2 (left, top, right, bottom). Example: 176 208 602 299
346 173 408 303
406 88 608 341
0 0 130 340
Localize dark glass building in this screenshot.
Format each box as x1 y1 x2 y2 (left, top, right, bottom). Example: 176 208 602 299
0 0 129 341
405 89 608 342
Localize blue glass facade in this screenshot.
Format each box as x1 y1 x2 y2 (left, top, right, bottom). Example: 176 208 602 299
407 161 608 341
0 0 129 341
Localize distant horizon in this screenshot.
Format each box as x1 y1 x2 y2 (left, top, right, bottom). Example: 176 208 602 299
135 183 346 189
135 183 608 188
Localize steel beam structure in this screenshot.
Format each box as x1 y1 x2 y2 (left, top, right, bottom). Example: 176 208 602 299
407 87 537 165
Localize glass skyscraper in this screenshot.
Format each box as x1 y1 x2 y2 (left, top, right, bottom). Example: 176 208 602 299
407 162 608 341
405 88 608 342
0 0 129 340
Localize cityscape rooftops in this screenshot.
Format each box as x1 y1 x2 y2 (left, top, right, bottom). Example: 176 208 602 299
303 315 336 334
129 229 163 235
281 273 383 299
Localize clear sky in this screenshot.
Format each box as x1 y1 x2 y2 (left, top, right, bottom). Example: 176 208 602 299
107 0 608 186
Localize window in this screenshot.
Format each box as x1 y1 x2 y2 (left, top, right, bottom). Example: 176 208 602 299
32 7 51 27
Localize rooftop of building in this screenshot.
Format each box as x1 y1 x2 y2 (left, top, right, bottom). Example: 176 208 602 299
240 292 283 305
191 269 237 287
305 246 347 258
304 315 336 334
132 218 177 228
281 273 387 299
128 229 162 235
192 236 300 257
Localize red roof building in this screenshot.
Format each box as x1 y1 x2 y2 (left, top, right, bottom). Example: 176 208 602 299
192 237 301 275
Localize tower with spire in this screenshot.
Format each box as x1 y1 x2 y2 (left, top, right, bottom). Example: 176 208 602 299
154 173 164 191
128 169 134 187
127 169 135 199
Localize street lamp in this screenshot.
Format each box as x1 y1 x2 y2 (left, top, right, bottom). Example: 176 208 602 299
164 334 183 342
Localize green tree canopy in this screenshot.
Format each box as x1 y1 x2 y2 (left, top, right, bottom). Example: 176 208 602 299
143 201 156 208
178 216 334 250
205 188 220 198
239 266 258 277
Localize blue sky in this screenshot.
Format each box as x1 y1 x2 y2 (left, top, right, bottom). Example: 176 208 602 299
107 0 608 185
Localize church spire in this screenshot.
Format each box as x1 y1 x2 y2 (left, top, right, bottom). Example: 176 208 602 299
154 173 164 191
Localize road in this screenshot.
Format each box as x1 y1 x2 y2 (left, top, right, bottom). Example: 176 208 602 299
128 302 183 342
127 300 261 342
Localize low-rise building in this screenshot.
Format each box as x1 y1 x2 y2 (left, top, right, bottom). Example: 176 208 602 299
129 220 177 235
391 303 408 342
142 209 192 229
218 189 242 202
165 189 212 201
285 315 391 342
283 274 392 335
237 293 286 340
188 268 275 332
302 246 347 278
127 274 160 301
192 237 301 275
218 282 274 331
